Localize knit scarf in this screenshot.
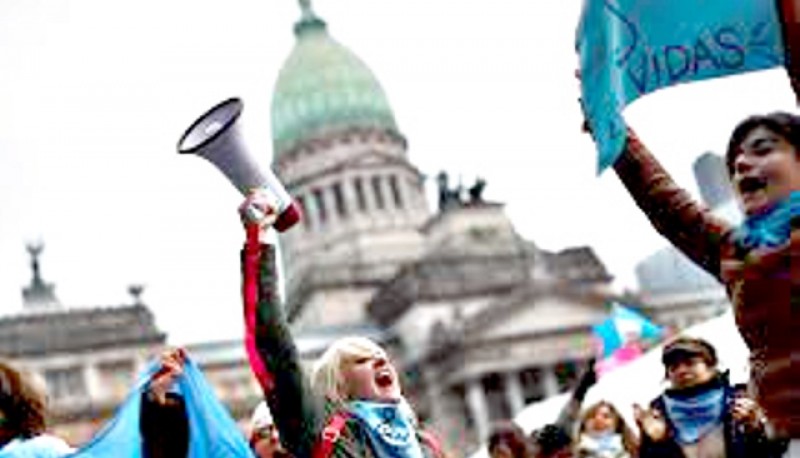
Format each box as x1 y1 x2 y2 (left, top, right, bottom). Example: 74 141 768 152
662 383 726 445
735 191 800 249
578 431 628 458
348 401 424 458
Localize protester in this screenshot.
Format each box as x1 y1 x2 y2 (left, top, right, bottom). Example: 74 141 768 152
601 111 799 453
249 401 292 458
488 420 533 458
139 348 190 458
0 360 74 457
528 359 599 458
239 190 448 458
139 348 292 458
633 337 778 458
531 424 574 458
575 401 638 458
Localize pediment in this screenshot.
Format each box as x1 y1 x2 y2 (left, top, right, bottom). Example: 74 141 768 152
342 150 414 170
463 290 608 342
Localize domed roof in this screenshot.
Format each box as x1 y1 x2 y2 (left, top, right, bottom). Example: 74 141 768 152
271 3 399 158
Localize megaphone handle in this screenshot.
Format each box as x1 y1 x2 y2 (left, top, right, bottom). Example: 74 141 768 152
246 223 260 250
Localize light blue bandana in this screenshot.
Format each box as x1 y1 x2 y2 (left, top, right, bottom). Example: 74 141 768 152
662 386 725 445
736 191 800 250
348 401 424 458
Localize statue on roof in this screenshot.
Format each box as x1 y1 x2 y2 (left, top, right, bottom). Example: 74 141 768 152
468 177 486 204
437 172 488 211
22 241 60 310
436 171 462 212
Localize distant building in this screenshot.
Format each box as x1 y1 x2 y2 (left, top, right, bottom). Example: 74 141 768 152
266 1 631 451
635 151 740 330
693 152 736 211
0 245 165 444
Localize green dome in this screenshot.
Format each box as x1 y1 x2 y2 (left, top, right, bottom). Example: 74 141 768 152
271 8 398 158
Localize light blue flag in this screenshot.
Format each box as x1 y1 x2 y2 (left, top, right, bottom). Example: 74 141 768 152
577 0 786 172
67 358 255 458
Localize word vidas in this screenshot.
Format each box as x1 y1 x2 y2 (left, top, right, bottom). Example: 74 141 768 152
618 21 784 96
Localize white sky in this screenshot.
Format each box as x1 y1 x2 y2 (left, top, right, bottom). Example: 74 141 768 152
0 0 796 345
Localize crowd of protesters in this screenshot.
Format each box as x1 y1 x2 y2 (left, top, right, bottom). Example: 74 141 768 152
0 109 798 457
0 2 797 451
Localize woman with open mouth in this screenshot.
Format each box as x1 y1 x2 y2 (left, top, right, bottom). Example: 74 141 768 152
607 111 799 456
238 190 449 458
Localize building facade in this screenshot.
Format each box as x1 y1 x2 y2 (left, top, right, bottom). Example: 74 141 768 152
264 1 627 452
0 245 166 444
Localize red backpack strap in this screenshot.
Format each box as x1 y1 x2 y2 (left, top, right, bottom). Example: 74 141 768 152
313 411 350 458
419 429 445 458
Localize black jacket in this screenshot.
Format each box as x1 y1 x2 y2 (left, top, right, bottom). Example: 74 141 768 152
638 374 780 458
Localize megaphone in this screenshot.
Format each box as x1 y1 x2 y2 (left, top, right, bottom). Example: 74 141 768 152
177 97 301 232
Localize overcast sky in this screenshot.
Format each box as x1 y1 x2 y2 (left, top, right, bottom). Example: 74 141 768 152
0 0 795 345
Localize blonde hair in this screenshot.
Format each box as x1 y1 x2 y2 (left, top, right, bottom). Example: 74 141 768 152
311 336 393 404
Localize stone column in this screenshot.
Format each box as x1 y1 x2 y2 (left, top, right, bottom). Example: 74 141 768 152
342 173 360 216
323 185 339 227
542 364 560 398
504 371 526 416
83 363 101 401
466 378 491 442
301 190 319 230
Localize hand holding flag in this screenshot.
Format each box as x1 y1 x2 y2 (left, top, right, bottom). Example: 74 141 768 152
576 0 790 172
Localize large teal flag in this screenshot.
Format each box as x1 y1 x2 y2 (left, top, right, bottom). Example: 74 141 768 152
69 358 254 458
577 0 786 172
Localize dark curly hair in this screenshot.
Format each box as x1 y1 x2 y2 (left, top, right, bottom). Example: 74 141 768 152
725 111 800 176
0 360 47 445
488 420 532 458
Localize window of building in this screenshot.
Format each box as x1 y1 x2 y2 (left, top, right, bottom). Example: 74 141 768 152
389 175 403 208
297 194 311 230
482 373 512 422
371 176 385 210
332 182 347 218
519 367 545 404
98 360 135 401
353 177 367 211
45 366 86 401
451 384 472 428
313 188 327 224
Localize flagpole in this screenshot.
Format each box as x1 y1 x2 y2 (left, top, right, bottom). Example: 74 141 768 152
778 0 800 104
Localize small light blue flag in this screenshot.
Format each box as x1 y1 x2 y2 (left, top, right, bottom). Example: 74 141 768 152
576 0 786 172
593 302 663 358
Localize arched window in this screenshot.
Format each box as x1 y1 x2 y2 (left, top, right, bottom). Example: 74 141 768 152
332 181 347 218
313 188 327 224
353 177 368 211
389 175 403 208
297 194 312 230
371 176 385 210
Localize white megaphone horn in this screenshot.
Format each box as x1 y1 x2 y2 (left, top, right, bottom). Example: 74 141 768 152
177 97 301 232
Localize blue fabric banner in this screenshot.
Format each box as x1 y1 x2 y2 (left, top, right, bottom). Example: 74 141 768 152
69 358 254 458
576 0 786 172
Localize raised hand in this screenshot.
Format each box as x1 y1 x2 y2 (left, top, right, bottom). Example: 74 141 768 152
731 396 766 432
634 403 668 442
239 188 279 231
148 348 186 405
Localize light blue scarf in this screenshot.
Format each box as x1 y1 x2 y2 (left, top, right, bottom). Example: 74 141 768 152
735 191 800 250
662 386 725 445
579 431 627 457
0 435 75 458
348 401 424 458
